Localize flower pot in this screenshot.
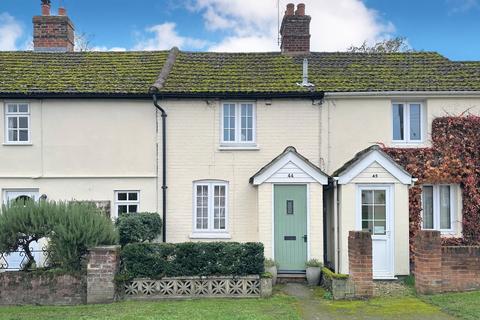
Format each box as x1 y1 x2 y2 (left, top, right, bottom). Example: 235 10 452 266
266 266 277 285
306 267 321 286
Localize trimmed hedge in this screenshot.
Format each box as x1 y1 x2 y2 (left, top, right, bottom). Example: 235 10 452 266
116 212 162 246
120 242 264 278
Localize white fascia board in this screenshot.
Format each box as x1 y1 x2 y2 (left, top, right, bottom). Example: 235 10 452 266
252 152 328 185
337 150 412 185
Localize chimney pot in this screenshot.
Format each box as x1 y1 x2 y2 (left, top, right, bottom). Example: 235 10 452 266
41 4 51 16
286 3 295 16
295 3 305 16
58 7 66 16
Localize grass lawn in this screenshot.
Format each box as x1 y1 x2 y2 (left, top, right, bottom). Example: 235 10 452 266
423 291 480 320
0 296 301 320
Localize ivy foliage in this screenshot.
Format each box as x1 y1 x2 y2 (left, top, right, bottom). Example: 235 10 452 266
120 242 264 279
384 115 480 251
116 212 162 246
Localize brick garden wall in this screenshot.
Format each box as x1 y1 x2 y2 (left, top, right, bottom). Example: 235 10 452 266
348 231 373 298
87 246 120 304
415 230 480 294
0 271 86 305
0 246 120 306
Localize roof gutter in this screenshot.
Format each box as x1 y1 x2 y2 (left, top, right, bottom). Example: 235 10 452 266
325 91 480 99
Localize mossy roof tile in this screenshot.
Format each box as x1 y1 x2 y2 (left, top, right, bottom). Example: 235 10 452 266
0 51 169 95
1 50 480 96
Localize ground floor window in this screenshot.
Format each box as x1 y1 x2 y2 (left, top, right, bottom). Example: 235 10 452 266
115 191 139 217
422 184 457 232
193 180 228 232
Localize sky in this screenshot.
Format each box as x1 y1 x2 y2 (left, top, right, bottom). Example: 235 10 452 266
1 0 480 60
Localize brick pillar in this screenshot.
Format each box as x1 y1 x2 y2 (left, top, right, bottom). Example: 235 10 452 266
348 231 373 298
414 230 442 294
87 245 120 304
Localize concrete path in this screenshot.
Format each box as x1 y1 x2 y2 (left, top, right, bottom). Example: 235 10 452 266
281 283 456 320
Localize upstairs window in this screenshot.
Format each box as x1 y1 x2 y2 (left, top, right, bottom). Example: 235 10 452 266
5 103 30 144
392 102 423 143
221 102 255 145
422 185 457 232
193 180 228 233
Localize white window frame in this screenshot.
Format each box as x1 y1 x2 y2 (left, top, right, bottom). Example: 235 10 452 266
421 184 456 233
392 102 424 144
4 102 31 144
114 190 140 219
220 102 256 146
192 180 229 236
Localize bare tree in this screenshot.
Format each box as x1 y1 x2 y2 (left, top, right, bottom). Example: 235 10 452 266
75 32 93 52
347 36 413 53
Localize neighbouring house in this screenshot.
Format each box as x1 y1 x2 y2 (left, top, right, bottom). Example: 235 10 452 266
1 1 480 279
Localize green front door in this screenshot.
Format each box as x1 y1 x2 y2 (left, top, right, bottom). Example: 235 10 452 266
274 185 308 272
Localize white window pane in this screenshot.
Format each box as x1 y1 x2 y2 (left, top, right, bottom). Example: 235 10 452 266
223 104 236 142
410 104 421 141
439 186 451 229
117 192 127 201
392 104 404 140
128 205 138 213
118 205 128 214
362 190 373 204
18 117 28 129
8 117 17 129
18 104 28 113
8 130 17 142
128 192 138 201
19 130 28 141
422 186 434 229
7 104 17 113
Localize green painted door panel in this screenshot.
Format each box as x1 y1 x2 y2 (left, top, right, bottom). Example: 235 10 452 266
274 185 307 272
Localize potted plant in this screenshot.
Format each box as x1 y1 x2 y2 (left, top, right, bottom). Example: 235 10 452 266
305 259 323 286
264 258 278 285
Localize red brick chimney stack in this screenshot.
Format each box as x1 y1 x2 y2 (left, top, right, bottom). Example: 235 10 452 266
33 0 75 52
280 3 311 55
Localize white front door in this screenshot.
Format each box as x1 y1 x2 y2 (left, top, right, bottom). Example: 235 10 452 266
357 185 394 279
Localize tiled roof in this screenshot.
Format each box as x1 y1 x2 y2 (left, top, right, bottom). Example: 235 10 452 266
0 51 169 96
1 49 480 97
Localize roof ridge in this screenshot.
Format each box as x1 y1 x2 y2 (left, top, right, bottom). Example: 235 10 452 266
149 47 179 93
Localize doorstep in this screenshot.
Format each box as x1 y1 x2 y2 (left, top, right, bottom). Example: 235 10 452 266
277 273 307 284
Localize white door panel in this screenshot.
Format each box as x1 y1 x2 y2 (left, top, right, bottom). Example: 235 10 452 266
357 185 394 279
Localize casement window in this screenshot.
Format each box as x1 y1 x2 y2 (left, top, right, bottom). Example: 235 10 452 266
221 102 255 145
114 191 139 217
392 102 423 143
4 103 30 144
422 185 456 232
193 181 228 233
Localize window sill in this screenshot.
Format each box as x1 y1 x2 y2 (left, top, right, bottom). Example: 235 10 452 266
219 144 259 151
189 233 231 239
391 141 424 147
2 143 33 146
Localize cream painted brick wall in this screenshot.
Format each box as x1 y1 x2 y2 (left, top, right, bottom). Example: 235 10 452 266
309 183 323 262
325 97 480 174
162 99 322 243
